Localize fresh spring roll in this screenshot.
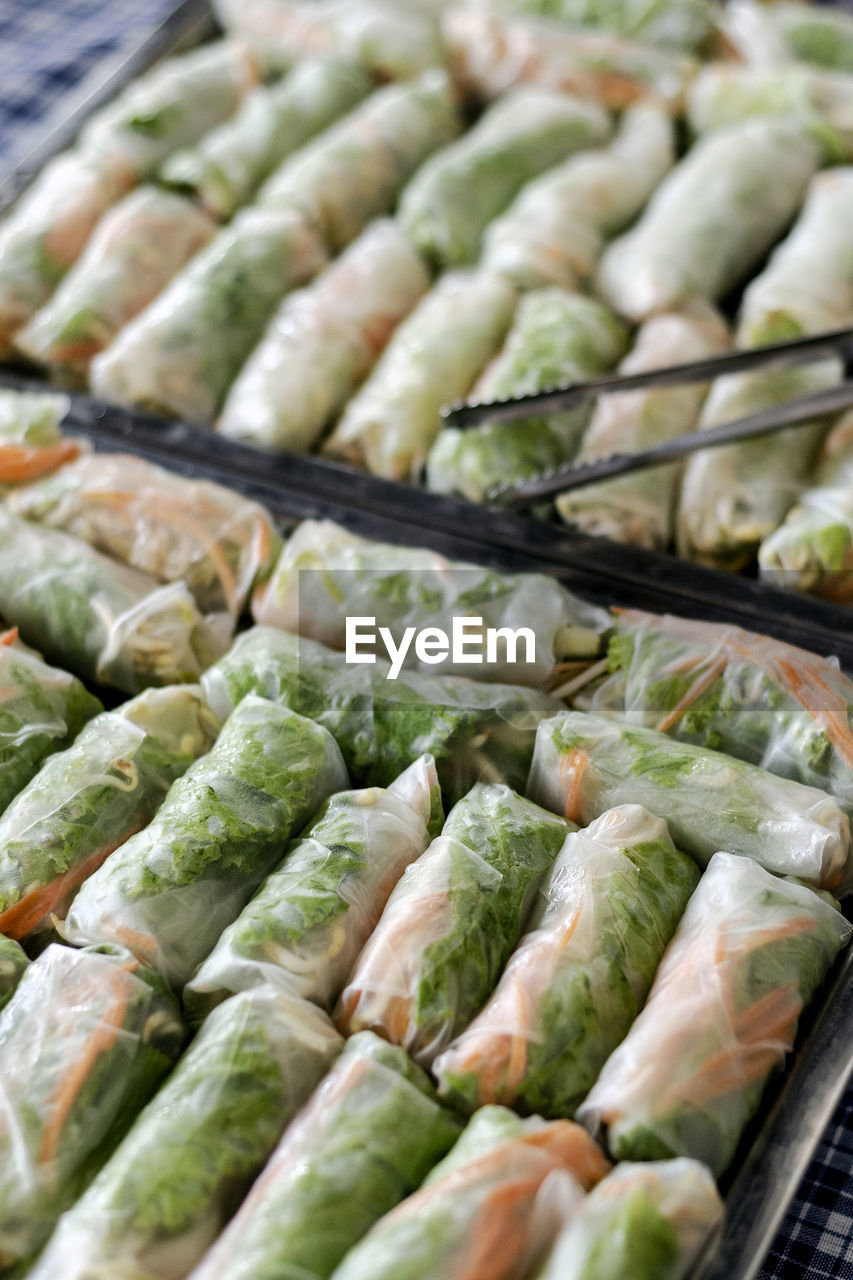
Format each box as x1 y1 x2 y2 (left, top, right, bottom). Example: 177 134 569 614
7 452 282 620
758 411 853 598
536 1159 724 1280
212 0 448 81
0 935 27 1012
251 518 609 686
89 206 326 424
676 361 840 570
0 387 81 487
331 1106 612 1280
426 289 628 503
78 40 258 179
0 511 219 692
479 0 716 49
481 102 675 293
578 852 851 1176
14 187 216 380
398 88 612 269
0 685 219 942
63 697 348 988
259 71 462 252
161 58 372 220
201 626 561 804
556 303 731 549
580 609 853 826
217 219 431 451
30 988 343 1280
442 9 697 110
324 270 517 479
336 782 570 1065
187 1031 463 1280
434 805 699 1117
0 942 183 1270
597 119 822 322
185 756 441 1021
0 632 101 816
723 0 853 73
737 168 853 346
527 710 851 891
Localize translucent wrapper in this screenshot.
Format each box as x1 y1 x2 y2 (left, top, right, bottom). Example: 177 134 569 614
759 411 853 598
481 103 675 293
161 59 371 220
426 289 627 503
324 270 517 480
251 518 609 687
581 608 853 861
597 119 821 322
0 633 102 816
8 452 282 619
0 152 133 353
0 935 27 1012
434 805 699 1117
737 169 853 346
212 0 448 80
578 852 851 1176
79 40 258 179
218 219 431 451
30 987 343 1280
0 942 183 1269
536 1158 724 1280
527 710 851 890
187 1031 463 1280
397 88 612 269
64 696 349 988
202 626 561 804
259 71 462 252
332 1106 611 1280
556 303 730 549
442 8 697 109
677 361 839 570
0 684 219 941
722 0 853 73
15 187 216 380
337 782 569 1065
474 0 715 50
185 756 440 1019
0 511 220 693
89 206 326 424
0 388 82 487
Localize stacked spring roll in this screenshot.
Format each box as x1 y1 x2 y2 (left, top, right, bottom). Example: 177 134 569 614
723 0 853 73
185 756 441 1020
217 219 431 450
0 684 219 941
331 1105 612 1280
434 805 699 1117
337 782 569 1065
578 852 851 1176
481 102 675 293
8 452 282 622
397 87 612 269
187 1031 463 1280
323 269 517 480
251 518 609 687
200 627 560 804
478 0 717 50
0 511 221 692
161 58 372 220
597 118 822 322
0 942 184 1270
527 710 851 891
0 387 80 488
64 696 348 987
0 631 101 814
30 987 343 1280
426 288 628 503
555 303 730 549
0 934 27 1012
536 1159 724 1280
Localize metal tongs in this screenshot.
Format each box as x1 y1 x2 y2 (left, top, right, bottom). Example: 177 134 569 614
440 326 853 507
